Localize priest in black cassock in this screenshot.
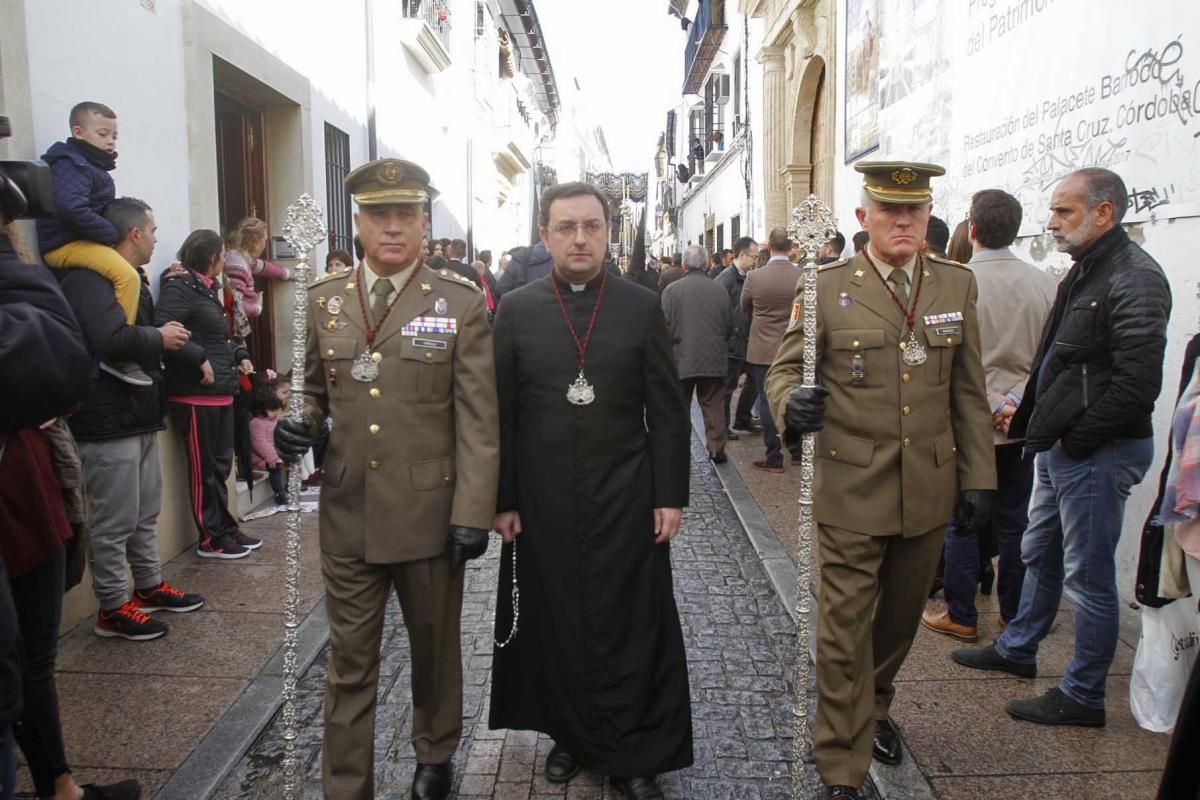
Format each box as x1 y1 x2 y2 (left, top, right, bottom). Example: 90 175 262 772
489 182 693 800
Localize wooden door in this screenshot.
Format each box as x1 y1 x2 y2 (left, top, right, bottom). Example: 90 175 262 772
215 95 275 372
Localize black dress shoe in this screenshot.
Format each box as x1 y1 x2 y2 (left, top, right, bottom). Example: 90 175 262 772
951 642 1036 678
979 561 995 595
872 718 902 765
726 428 740 441
823 786 862 800
1005 687 1106 727
709 450 728 464
544 743 582 783
411 763 451 800
611 775 665 799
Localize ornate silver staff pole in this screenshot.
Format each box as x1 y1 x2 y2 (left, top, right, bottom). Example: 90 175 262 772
279 194 327 800
786 194 837 798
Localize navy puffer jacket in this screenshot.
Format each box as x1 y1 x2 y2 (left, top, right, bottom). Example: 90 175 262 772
35 139 119 254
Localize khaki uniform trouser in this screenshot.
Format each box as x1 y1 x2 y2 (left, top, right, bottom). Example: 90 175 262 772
814 523 944 788
321 550 464 800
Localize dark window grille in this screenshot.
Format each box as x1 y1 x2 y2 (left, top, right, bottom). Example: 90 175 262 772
403 0 452 52
324 123 352 255
730 214 740 243
716 223 724 253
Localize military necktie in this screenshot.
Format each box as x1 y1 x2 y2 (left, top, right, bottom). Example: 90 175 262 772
889 268 909 308
370 277 394 325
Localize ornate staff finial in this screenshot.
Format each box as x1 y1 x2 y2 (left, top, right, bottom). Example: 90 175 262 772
787 192 836 798
279 193 326 800
788 193 839 263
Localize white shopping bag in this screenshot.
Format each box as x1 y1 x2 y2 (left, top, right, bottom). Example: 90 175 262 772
1130 599 1200 733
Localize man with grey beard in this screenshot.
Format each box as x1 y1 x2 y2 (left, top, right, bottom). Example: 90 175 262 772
954 168 1172 729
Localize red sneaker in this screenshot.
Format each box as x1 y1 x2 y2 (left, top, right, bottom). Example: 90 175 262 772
94 601 167 641
133 581 205 613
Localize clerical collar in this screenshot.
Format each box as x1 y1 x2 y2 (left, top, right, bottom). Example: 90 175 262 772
552 268 603 292
866 244 916 284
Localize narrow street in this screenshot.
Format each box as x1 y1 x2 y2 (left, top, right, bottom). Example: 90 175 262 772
212 435 821 800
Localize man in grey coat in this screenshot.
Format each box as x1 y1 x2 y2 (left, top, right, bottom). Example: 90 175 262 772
662 245 734 462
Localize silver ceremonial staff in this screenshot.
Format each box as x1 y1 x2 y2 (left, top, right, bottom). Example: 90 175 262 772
787 194 837 798
279 194 327 799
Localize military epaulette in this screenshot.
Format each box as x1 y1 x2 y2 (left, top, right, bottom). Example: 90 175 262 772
926 254 970 270
817 258 849 271
310 267 352 288
436 268 481 292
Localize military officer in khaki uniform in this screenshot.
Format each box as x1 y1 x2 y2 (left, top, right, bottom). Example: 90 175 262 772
275 158 499 800
766 162 996 800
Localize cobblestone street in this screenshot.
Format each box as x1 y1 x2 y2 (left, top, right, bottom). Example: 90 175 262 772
213 436 827 799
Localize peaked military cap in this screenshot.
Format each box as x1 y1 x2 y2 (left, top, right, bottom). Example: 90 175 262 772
854 161 945 205
344 158 440 206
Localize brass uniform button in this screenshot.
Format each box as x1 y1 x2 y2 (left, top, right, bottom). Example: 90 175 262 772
902 406 911 416
946 337 955 345
371 352 383 364
830 449 838 457
425 352 432 360
443 475 452 484
326 348 335 357
370 388 381 398
369 460 380 470
903 437 912 447
952 446 958 454
369 424 381 435
852 340 860 348
902 373 911 383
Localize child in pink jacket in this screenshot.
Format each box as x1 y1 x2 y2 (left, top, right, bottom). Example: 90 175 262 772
250 387 287 505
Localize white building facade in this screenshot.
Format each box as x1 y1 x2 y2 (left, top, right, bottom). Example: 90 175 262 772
0 0 560 625
654 0 767 258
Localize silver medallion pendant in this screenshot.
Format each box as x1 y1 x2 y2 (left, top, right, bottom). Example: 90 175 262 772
566 370 595 406
351 350 380 383
901 330 928 367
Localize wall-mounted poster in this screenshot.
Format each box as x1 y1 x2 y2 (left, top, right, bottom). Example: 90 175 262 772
844 0 880 163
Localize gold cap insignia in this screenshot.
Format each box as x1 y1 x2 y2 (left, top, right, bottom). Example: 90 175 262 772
891 167 918 185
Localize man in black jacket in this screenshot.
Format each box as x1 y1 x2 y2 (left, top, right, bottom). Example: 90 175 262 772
446 238 482 288
714 236 760 439
57 198 204 641
953 168 1172 728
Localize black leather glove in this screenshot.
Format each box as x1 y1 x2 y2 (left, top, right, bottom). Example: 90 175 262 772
446 526 489 574
783 385 830 458
274 416 315 463
952 489 996 538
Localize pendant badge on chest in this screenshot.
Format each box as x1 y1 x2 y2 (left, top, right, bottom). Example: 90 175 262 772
552 270 608 408
351 350 380 383
899 329 928 367
350 265 421 384
863 251 929 370
567 370 595 406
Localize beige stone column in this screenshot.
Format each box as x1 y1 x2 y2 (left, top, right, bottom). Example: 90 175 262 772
759 45 787 232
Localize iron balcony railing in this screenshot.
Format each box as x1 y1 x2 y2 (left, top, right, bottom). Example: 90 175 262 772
404 0 452 53
683 0 727 94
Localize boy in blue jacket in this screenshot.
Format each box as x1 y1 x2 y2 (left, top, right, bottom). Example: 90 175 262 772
38 101 149 385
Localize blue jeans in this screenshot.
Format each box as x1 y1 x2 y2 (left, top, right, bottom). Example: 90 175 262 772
944 443 1036 626
995 438 1153 708
745 363 782 466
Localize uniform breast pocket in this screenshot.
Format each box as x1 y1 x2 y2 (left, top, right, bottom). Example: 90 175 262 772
319 336 359 401
399 337 454 401
922 326 961 386
829 328 888 388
